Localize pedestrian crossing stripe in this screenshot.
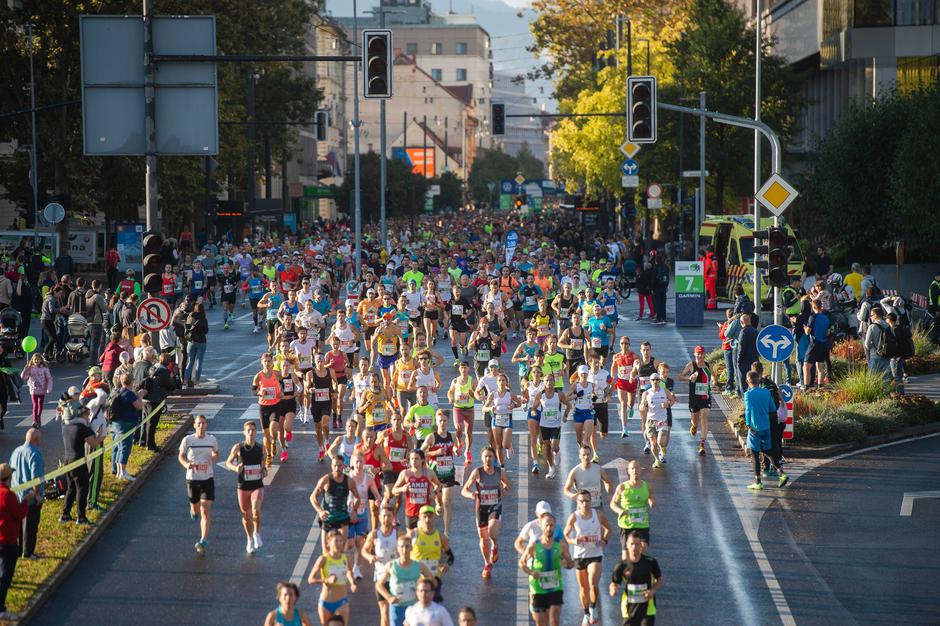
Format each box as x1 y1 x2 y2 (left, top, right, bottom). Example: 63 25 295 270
192 402 225 420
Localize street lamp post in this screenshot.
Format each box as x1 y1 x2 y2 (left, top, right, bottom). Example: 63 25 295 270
636 38 651 74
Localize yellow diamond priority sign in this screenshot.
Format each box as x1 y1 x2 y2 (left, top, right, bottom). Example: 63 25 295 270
756 173 798 216
514 174 526 185
620 141 641 159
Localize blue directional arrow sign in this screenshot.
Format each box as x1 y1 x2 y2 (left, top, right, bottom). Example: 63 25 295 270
779 384 793 404
620 159 639 176
756 324 795 363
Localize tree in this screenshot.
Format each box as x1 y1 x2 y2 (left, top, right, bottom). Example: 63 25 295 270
431 171 463 210
515 144 546 180
331 153 428 222
466 147 545 204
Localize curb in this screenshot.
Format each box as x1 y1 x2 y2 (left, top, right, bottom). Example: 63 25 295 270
714 393 940 458
170 385 221 397
15 414 196 625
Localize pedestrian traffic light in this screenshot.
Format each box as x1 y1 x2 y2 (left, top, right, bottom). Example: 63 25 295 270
142 231 163 296
627 76 657 144
767 227 789 287
492 103 506 136
315 111 328 141
362 29 392 99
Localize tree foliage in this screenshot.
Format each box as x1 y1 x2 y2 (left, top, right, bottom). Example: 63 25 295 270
797 86 940 261
0 0 319 233
466 147 545 204
331 153 429 222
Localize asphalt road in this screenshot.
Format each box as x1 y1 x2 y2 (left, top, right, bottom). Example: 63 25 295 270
29 294 940 625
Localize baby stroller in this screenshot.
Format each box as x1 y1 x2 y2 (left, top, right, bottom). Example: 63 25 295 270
0 308 23 362
64 313 90 362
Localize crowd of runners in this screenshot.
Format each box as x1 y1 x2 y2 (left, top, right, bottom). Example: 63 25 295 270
167 209 764 626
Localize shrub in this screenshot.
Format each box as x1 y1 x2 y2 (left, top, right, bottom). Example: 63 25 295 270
793 392 832 418
905 353 940 375
911 322 937 357
831 369 892 404
831 338 865 362
795 413 867 445
829 400 905 436
705 348 724 368
894 394 940 426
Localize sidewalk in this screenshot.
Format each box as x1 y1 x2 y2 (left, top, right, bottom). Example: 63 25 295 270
902 372 940 400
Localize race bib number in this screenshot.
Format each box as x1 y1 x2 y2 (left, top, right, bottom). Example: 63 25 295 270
341 339 354 349
366 312 377 324
298 353 312 367
193 280 204 290
628 507 648 526
626 584 648 604
282 379 294 394
224 284 235 293
243 464 262 480
397 369 413 384
409 482 427 504
418 414 434 431
494 412 511 428
591 337 603 348
476 349 490 362
451 304 464 316
457 392 470 403
397 580 417 604
570 338 583 350
389 447 405 462
695 383 709 396
372 409 387 423
618 366 630 378
381 343 396 356
542 409 559 422
579 533 600 546
639 376 650 389
479 488 498 506
524 296 536 307
315 389 330 402
538 570 560 590
192 463 208 473
436 455 453 471
328 563 347 582
605 305 615 315
587 486 601 506
261 387 277 401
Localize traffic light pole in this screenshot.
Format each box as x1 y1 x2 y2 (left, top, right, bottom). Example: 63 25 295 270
352 0 363 278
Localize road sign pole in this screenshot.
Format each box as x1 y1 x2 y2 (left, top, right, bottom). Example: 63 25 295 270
379 8 388 250
698 92 706 233
143 0 159 233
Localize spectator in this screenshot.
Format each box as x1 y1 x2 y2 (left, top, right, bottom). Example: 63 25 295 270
139 352 178 452
886 312 912 394
810 246 832 281
803 298 831 389
0 463 34 619
404 577 454 626
860 265 878 299
634 262 654 321
718 309 736 396
85 280 108 363
0 272 12 310
864 307 892 378
120 294 138 332
105 245 121 292
60 403 102 525
131 348 157 447
20 354 53 429
118 269 141 299
844 263 864 303
731 285 755 324
39 285 64 360
134 333 153 362
110 374 143 480
85 387 109 510
184 303 209 388
736 314 759 397
9 429 43 559
11 269 33 341
651 256 669 325
66 276 87 317
113 351 134 384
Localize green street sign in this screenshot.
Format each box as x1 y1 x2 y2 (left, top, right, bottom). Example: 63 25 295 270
675 261 704 294
303 185 332 198
499 194 512 210
423 197 434 213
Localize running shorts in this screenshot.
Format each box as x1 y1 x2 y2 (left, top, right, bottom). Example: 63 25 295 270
187 478 215 504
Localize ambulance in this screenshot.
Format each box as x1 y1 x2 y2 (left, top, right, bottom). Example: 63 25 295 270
698 215 804 302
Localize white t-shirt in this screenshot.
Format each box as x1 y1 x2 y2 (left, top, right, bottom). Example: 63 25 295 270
403 602 454 626
179 434 218 481
290 338 316 370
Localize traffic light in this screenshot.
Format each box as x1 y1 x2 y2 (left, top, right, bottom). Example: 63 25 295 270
514 194 526 208
492 103 505 136
767 227 789 287
362 29 392 99
627 76 657 144
315 111 328 141
142 231 163 296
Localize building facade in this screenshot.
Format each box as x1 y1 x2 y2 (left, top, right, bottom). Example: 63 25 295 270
491 71 549 163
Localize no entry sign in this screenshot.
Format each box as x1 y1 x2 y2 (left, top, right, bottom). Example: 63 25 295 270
137 297 172 332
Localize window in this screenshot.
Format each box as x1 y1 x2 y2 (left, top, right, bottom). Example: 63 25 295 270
432 42 443 55
456 42 468 55
406 42 418 55
431 69 442 81
456 68 467 81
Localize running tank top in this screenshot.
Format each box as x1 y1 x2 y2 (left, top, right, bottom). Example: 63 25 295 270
320 553 348 588
453 378 474 408
618 481 651 529
573 382 594 411
412 528 443 576
336 325 357 353
527 382 545 410
257 371 281 406
311 371 332 404
539 393 563 428
377 333 399 357
237 442 264 491
572 463 603 508
474 334 495 362
414 369 438 404
637 358 657 391
492 391 513 428
385 430 409 471
429 431 454 478
349 471 369 516
323 475 350 523
565 328 585 360
570 509 603 559
372 527 398 582
279 372 296 398
275 607 303 626
338 435 359 465
689 362 712 399
359 443 383 491
476 467 501 507
405 473 431 518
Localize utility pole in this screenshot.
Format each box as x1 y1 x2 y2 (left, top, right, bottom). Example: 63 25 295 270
246 68 256 217
423 115 428 178
753 0 763 326
443 117 449 171
143 0 158 233
352 0 363 276
699 91 706 245
27 24 39 240
379 8 388 249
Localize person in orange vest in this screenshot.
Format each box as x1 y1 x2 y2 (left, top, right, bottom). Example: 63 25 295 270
703 246 718 310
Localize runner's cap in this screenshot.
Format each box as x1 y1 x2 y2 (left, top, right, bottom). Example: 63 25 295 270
694 345 706 354
535 500 551 516
419 505 436 515
577 365 589 374
487 359 499 369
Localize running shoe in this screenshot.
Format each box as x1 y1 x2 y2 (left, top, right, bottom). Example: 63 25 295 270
621 429 629 438
253 532 263 549
506 447 513 460
491 543 499 563
652 459 662 469
658 452 667 465
223 323 230 331
252 326 259 334
465 451 472 465
353 565 363 580
482 564 492 579
190 511 198 521
195 539 207 555
453 360 460 368
246 540 255 555
592 452 600 464
747 482 763 491
778 473 789 488
280 450 288 462
546 467 556 479
582 615 591 626
589 607 599 624
698 441 706 456
532 462 540 475
690 423 698 437
286 431 293 442
643 444 651 455
318 449 326 463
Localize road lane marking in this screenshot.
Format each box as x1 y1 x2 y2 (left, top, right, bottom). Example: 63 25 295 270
516 434 529 626
191 402 225 419
900 490 940 516
16 409 57 428
290 522 322 586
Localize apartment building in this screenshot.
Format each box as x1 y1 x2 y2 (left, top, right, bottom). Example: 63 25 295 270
491 71 548 163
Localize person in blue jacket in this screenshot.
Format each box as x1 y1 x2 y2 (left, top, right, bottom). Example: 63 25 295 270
743 371 788 490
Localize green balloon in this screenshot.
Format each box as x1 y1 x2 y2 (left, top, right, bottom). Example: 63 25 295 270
21 336 37 353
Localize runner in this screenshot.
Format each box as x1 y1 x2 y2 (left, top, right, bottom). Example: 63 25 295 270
225 420 266 555
640 372 675 468
422 281 443 347
392 449 441 530
610 460 655 556
446 362 476 461
177 414 218 555
530 298 553 348
375 533 436 626
609 532 663 626
307 530 357 626
290 326 316 422
421 410 458 535
587 351 612 448
252 353 283 468
357 427 391 530
362 505 399 626
219 263 241 330
632 341 658 455
361 372 393 434
347 451 382 580
405 386 437 445
460 446 511 579
586 305 611 360
611 336 638 439
522 367 546 475
446 284 473 367
530 375 570 479
373 315 404 391
351 356 372 435
564 489 612 625
679 345 713 456
307 353 337 461
467 317 498 377
258 282 285 349
327 416 361 467
310 454 360 550
325 334 352 432
392 348 418 416
262 581 312 626
567 365 598 460
408 351 442 409
245 266 267 333
551 281 577 336
558 311 588 378
519 511 574 626
379 412 414 516
563 444 613 515
511 328 541 388
481 374 521 467
409 505 453 603
277 355 302 461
